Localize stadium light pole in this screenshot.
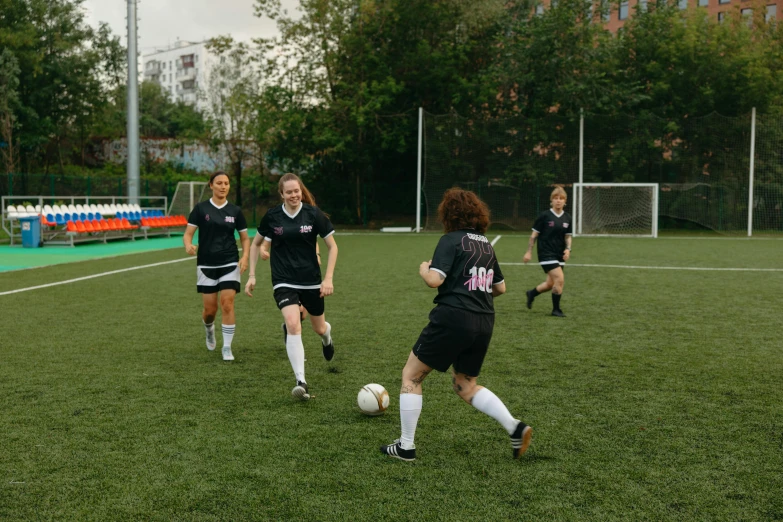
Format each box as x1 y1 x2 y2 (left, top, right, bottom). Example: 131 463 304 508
578 108 584 235
126 0 140 205
747 107 756 237
416 107 423 232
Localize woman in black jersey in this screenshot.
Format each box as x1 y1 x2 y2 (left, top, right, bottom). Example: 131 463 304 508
245 173 338 401
523 186 573 317
183 171 250 361
380 188 532 462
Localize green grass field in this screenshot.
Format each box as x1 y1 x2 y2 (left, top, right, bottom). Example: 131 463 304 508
1 233 782 521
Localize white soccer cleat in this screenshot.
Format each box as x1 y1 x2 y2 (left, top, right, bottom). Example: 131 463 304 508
222 346 234 361
206 328 216 351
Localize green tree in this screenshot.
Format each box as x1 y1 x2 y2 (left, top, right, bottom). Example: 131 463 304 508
0 49 21 174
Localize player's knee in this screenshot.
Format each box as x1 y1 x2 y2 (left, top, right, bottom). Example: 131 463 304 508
452 375 477 401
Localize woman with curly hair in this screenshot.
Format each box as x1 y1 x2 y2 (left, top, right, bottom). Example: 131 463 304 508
379 188 532 462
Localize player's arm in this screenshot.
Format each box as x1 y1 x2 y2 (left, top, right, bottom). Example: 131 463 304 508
238 230 250 273
564 234 572 261
491 281 506 297
245 234 266 297
522 231 539 263
420 260 446 288
183 224 197 255
320 235 338 297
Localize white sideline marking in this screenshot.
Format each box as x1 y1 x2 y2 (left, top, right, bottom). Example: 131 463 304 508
0 257 195 296
501 262 783 272
491 235 501 246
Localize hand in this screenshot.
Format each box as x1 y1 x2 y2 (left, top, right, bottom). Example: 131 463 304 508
239 256 248 274
563 249 571 261
419 260 432 276
185 244 197 256
522 251 531 264
260 249 270 261
244 277 255 297
320 277 334 298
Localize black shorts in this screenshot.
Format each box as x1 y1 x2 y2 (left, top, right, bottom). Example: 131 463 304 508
412 305 495 377
197 264 240 294
540 260 565 274
273 287 324 317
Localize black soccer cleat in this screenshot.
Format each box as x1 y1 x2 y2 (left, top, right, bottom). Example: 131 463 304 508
526 290 536 310
380 440 416 462
292 381 310 401
511 422 533 459
322 340 334 362
551 309 566 317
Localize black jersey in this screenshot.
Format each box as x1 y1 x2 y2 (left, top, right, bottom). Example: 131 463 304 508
258 203 335 289
429 229 505 314
532 209 572 263
188 199 248 267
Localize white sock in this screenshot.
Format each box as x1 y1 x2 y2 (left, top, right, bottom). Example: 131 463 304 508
221 324 235 348
399 393 422 449
320 322 332 346
286 334 306 383
204 320 215 334
471 387 518 435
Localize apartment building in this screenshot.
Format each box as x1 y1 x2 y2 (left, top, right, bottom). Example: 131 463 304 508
536 0 779 31
142 40 218 111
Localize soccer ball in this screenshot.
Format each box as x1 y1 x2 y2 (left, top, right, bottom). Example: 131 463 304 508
357 383 389 416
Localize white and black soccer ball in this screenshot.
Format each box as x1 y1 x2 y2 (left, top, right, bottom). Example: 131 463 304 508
357 383 389 416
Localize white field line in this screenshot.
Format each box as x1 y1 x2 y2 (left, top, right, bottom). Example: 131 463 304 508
501 262 783 272
491 235 501 246
0 257 195 296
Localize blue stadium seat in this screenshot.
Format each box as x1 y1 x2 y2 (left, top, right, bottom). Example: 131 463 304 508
87 212 94 221
79 212 87 221
95 212 102 220
53 213 64 225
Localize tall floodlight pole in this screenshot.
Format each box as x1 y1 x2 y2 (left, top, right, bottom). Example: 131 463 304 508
416 107 423 232
747 107 756 237
126 0 140 204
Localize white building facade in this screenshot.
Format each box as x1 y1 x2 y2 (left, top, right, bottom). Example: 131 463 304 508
142 40 218 111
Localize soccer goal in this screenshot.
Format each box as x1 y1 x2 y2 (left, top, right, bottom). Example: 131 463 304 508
573 183 659 238
169 181 210 217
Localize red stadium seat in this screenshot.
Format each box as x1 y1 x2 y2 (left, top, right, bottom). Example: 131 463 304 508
67 221 78 233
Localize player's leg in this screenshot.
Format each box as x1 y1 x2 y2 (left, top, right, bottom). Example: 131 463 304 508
219 289 237 361
549 266 565 317
381 352 432 461
526 266 555 309
201 292 218 351
275 289 309 400
302 290 333 361
453 314 532 458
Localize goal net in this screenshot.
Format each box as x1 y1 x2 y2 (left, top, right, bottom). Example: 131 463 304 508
573 183 659 237
169 182 210 216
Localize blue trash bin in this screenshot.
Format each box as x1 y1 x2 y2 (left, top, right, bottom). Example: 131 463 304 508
20 215 41 248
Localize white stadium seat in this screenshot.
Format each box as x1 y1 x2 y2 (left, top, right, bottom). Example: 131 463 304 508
43 205 54 215
35 205 42 213
89 204 99 213
75 204 85 213
68 204 77 213
131 204 142 213
52 204 62 214
26 205 36 214
6 205 17 214
121 204 130 212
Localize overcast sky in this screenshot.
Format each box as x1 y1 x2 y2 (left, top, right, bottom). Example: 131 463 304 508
81 0 300 55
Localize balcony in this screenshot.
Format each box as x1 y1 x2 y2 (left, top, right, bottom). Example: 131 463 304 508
176 68 196 82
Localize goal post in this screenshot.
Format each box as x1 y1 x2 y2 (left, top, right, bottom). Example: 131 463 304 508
573 183 659 238
169 181 210 216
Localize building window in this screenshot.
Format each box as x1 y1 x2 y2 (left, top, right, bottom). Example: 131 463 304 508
535 4 544 15
220 56 226 64
602 0 611 21
766 4 776 20
638 0 648 12
620 1 629 19
718 0 729 4
717 11 726 22
678 0 688 9
698 0 708 6
741 7 753 25
181 54 195 68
